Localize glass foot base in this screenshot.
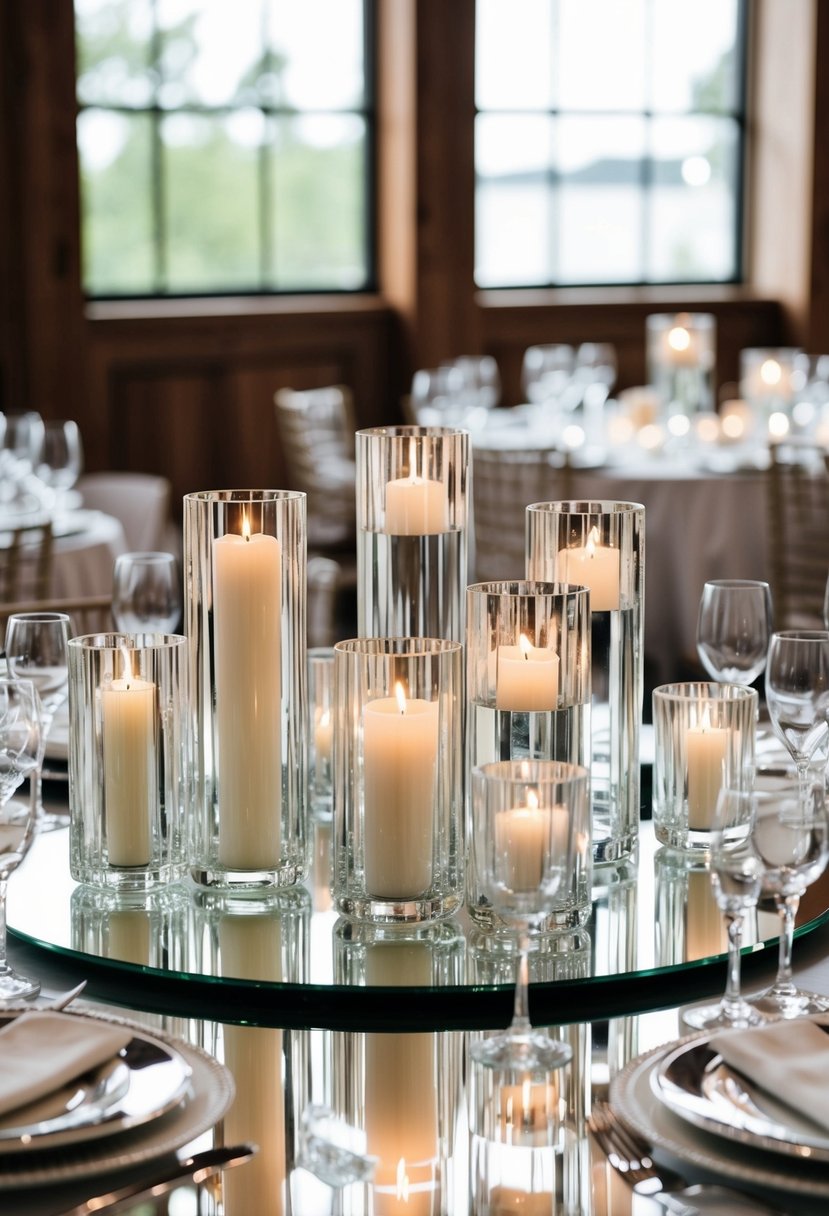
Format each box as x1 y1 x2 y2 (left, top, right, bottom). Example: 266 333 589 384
0 971 41 1003
681 998 766 1032
470 1029 572 1073
746 986 829 1019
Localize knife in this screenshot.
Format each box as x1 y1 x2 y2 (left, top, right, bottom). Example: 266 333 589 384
56 1143 257 1215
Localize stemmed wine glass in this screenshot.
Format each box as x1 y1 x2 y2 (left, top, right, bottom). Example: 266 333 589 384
696 580 773 685
4 612 70 832
764 630 829 808
470 759 587 1072
748 783 829 1017
35 419 83 509
112 552 182 632
0 677 43 1001
682 785 765 1031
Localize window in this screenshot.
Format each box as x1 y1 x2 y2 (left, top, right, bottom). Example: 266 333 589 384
75 0 374 298
475 0 746 289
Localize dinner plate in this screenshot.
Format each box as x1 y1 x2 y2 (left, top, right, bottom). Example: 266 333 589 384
0 1024 192 1153
612 1036 829 1201
653 1020 829 1161
0 1007 234 1188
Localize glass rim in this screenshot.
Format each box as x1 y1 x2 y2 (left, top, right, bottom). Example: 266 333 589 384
467 579 589 599
472 759 590 786
68 632 187 651
183 489 304 503
526 500 645 516
334 636 462 657
5 612 71 624
653 681 758 703
770 630 829 641
645 311 716 328
703 578 770 590
114 551 177 564
356 425 467 440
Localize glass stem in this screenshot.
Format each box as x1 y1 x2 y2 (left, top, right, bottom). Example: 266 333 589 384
771 893 800 996
0 879 9 978
796 759 812 810
510 928 532 1037
721 912 745 1015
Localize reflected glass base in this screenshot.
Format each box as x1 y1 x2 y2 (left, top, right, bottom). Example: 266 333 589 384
471 1028 572 1073
190 861 308 893
0 968 40 1003
745 985 829 1019
680 997 765 1032
334 891 462 924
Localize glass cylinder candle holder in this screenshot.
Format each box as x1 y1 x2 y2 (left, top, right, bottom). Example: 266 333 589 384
739 347 806 425
646 311 716 416
466 581 591 928
184 490 307 892
332 637 463 923
333 918 465 989
308 647 335 822
652 682 758 852
70 883 190 970
356 426 469 643
527 501 644 864
192 885 310 985
68 633 189 894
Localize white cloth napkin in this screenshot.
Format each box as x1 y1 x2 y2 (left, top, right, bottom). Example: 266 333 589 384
709 1018 829 1133
0 1011 133 1119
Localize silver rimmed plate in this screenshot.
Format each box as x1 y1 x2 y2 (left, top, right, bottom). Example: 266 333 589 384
0 1026 192 1154
652 1020 829 1162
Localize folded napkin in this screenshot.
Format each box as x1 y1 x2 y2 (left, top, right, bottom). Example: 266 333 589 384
0 1011 133 1119
709 1018 829 1133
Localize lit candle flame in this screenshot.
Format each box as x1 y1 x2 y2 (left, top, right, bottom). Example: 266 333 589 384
395 681 407 715
522 1077 532 1116
120 645 133 688
395 1157 410 1202
526 788 539 811
408 437 418 480
760 358 782 387
585 525 601 558
519 633 533 660
319 707 330 730
668 325 691 353
698 704 712 732
241 513 251 542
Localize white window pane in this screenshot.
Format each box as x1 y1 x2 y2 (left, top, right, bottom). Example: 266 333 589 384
558 0 646 112
156 0 264 108
75 0 156 108
558 185 643 283
476 182 553 287
476 0 554 111
268 0 365 110
476 113 554 178
650 0 740 112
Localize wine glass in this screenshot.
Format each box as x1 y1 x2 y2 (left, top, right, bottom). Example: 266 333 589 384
747 782 829 1017
4 612 70 832
681 785 765 1030
470 760 588 1072
696 580 773 685
35 419 83 508
112 551 182 632
764 630 829 808
0 677 43 1001
521 344 575 410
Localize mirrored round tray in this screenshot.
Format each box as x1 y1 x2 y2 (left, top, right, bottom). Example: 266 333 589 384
9 821 829 1031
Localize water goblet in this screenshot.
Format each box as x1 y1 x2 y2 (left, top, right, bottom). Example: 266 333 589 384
470 759 588 1072
0 677 43 1001
696 579 773 685
681 785 765 1031
764 630 829 808
4 612 70 832
112 551 182 632
35 419 83 508
747 782 829 1018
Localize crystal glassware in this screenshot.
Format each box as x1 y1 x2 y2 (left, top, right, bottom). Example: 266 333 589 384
765 630 829 809
35 419 83 507
696 579 772 685
112 550 182 633
4 611 70 832
681 786 764 1030
470 760 588 1072
0 677 42 1001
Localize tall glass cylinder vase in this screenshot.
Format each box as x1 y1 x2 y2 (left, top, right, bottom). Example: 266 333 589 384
527 501 645 863
332 637 463 923
356 426 469 643
68 632 189 894
184 490 307 891
646 311 716 417
466 581 592 929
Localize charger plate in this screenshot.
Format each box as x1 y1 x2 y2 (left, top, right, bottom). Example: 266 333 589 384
653 1017 829 1162
612 1034 829 1201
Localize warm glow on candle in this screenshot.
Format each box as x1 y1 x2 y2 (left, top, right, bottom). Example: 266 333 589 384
241 512 251 541
396 1159 409 1203
395 681 407 714
760 358 782 387
668 325 691 354
686 703 728 831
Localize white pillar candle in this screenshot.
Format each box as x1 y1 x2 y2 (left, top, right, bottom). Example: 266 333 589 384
556 526 620 611
686 866 728 959
213 520 282 870
495 791 560 894
490 1185 555 1215
363 683 439 899
661 323 700 367
384 440 449 534
107 908 151 965
686 707 728 830
498 1075 558 1146
102 664 155 867
495 634 559 712
314 706 333 763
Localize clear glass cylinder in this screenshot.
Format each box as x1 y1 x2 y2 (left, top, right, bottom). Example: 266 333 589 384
652 681 757 852
356 426 469 643
526 501 645 863
739 347 806 421
332 637 464 923
646 311 716 416
308 647 335 821
70 883 190 968
466 581 592 928
333 919 465 989
184 490 307 891
68 632 189 894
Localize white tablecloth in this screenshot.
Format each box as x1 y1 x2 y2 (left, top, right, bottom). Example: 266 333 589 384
51 510 128 600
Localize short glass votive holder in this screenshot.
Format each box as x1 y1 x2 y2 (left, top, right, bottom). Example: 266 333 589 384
308 647 335 821
356 426 469 643
332 637 463 923
68 633 189 894
184 489 307 892
739 347 806 422
646 311 716 416
70 883 190 969
527 500 644 864
652 682 757 852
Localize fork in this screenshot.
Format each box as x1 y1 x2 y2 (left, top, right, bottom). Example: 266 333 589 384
588 1099 686 1192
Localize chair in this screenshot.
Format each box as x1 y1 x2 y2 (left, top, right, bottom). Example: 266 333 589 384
0 593 113 639
273 386 357 554
472 447 573 582
766 438 829 628
78 472 174 554
0 520 53 604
